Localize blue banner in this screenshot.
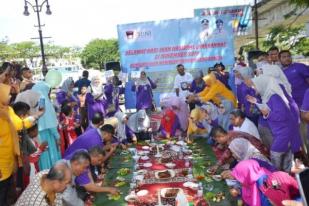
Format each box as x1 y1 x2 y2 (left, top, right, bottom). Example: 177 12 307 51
194 5 252 36
117 17 235 109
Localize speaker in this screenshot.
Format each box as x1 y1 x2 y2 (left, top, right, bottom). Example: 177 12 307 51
105 61 121 71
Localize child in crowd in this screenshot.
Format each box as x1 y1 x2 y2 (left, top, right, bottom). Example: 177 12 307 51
59 104 78 155
77 85 89 131
25 124 48 184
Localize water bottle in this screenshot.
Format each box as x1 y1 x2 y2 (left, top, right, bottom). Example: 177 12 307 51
197 182 203 198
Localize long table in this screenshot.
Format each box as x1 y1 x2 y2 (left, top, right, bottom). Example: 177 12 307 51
94 138 237 206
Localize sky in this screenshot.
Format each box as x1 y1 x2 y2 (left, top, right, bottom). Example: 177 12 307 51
0 0 251 47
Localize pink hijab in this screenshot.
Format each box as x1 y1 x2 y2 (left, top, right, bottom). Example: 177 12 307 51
170 97 189 131
231 159 272 206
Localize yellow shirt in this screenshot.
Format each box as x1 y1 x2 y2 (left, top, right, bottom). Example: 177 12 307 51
0 107 33 180
198 81 237 107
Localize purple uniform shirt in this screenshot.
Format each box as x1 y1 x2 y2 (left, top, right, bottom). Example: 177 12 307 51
283 63 309 107
301 88 309 140
86 93 108 121
104 84 125 117
132 77 157 110
64 128 103 158
265 94 301 153
189 80 206 94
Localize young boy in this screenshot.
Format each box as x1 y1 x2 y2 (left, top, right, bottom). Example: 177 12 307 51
77 85 89 131
26 124 48 183
19 67 33 92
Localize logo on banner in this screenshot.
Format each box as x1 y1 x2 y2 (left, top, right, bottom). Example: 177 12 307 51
125 29 153 41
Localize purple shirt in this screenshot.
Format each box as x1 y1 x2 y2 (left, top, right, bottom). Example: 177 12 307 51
75 170 91 186
104 84 125 117
132 77 157 110
265 94 301 153
64 128 103 158
189 80 206 94
301 88 309 140
86 93 108 121
283 63 309 107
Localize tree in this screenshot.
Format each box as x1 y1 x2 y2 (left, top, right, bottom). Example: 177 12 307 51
289 0 309 8
80 39 119 70
11 41 40 61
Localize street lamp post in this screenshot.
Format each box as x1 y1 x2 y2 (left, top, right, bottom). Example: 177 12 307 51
23 0 52 77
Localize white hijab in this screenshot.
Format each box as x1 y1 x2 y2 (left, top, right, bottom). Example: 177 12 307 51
260 64 292 97
115 111 127 142
15 90 41 115
91 76 103 97
128 110 150 133
228 138 269 162
251 75 289 108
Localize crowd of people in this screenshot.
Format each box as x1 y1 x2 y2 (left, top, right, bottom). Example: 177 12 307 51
0 46 308 206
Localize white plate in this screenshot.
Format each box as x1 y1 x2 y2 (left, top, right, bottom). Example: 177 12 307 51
136 189 149 196
142 146 150 150
154 170 176 179
212 175 222 181
176 141 187 146
160 188 183 198
183 182 198 189
225 179 239 186
141 156 149 160
135 175 144 182
143 162 153 168
124 194 137 202
137 169 147 175
165 163 176 169
154 153 162 158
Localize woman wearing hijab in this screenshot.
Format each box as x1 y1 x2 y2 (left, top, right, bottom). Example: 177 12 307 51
217 99 234 131
128 110 151 140
56 78 78 108
132 70 157 113
104 76 125 118
15 89 41 115
213 62 230 90
0 83 41 205
188 73 237 107
160 108 182 138
86 76 108 121
115 111 136 145
229 159 299 206
189 70 206 94
32 81 61 170
247 75 302 171
186 107 209 141
170 96 189 131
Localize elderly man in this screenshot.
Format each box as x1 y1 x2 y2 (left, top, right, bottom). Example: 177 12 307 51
15 161 71 206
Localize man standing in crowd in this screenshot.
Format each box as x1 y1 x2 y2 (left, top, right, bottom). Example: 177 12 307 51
280 50 309 107
267 46 280 66
75 70 91 93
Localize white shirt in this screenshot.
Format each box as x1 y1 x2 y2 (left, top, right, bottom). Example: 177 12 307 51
233 118 261 140
173 72 193 100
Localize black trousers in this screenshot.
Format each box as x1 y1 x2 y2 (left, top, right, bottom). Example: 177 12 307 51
0 175 13 206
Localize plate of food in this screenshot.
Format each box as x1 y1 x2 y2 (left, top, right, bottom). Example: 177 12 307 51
183 182 198 190
140 156 149 161
136 189 149 197
160 188 183 199
114 180 126 187
165 162 176 169
212 175 222 181
142 146 150 150
155 170 176 179
124 194 137 203
143 162 153 168
137 169 147 175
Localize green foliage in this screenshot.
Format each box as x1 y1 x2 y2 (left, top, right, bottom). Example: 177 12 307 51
241 24 309 57
80 39 119 70
289 0 309 8
11 41 40 60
